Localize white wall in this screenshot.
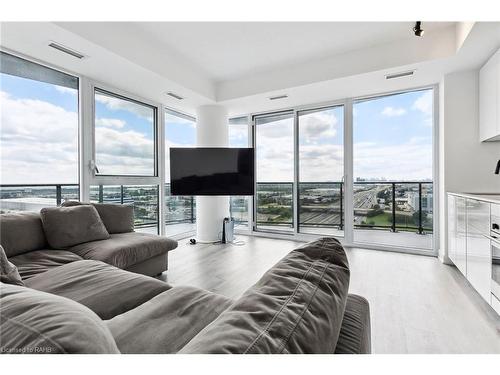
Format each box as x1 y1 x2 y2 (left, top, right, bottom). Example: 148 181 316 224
439 69 500 262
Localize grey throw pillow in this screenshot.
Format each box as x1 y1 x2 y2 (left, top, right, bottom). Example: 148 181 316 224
40 205 110 249
0 245 24 286
61 201 135 234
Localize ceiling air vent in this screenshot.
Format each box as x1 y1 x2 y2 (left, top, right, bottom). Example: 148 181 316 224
269 94 288 100
48 42 85 59
385 70 414 80
166 92 184 100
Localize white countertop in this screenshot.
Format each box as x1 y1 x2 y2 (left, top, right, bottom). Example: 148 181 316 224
448 192 500 204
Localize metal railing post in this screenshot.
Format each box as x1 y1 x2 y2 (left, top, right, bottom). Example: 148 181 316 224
418 183 423 234
120 185 124 204
56 185 62 206
391 182 396 232
98 185 103 203
190 196 194 223
339 182 344 230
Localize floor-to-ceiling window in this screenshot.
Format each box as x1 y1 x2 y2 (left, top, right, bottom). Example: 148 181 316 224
248 87 435 253
164 108 196 237
92 88 159 234
298 105 344 236
352 88 434 250
0 52 79 213
229 116 250 229
254 112 295 233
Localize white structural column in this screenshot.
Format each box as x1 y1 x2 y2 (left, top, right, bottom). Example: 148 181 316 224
195 105 229 242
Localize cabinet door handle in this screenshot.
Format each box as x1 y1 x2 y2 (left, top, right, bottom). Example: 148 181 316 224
484 234 500 245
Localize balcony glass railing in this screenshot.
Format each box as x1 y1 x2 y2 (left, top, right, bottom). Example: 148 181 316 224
0 181 433 235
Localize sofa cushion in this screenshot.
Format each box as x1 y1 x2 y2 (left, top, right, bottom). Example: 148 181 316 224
40 205 110 249
334 294 371 354
0 283 119 354
62 201 134 234
179 237 350 354
0 245 24 286
107 286 234 353
0 212 48 257
68 232 177 270
25 259 172 319
9 249 83 280
93 203 135 234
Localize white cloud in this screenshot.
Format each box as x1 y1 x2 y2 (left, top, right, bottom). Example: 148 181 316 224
299 144 344 181
94 126 155 175
165 112 195 128
381 106 407 117
255 111 343 182
354 137 432 181
228 125 248 146
299 111 338 143
412 91 433 116
0 91 79 184
95 92 153 121
96 118 125 129
55 86 77 95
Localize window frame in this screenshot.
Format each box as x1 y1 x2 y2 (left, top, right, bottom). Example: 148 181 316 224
164 106 197 238
228 116 252 232
92 86 159 178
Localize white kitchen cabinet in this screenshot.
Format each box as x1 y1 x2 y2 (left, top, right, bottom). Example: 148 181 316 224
479 48 500 142
448 195 467 276
466 198 491 301
456 197 467 276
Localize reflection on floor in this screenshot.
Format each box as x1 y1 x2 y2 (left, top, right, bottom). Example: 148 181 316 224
244 225 432 250
163 235 500 354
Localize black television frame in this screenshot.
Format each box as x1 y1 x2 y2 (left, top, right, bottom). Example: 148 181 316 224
169 147 255 196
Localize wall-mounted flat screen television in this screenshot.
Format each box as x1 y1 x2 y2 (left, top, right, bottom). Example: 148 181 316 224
169 147 254 196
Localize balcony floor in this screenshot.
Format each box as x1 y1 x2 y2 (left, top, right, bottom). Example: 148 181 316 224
151 222 433 251
252 225 433 251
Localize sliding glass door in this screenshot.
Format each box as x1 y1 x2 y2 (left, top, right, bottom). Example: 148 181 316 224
352 89 434 250
298 105 344 236
254 112 295 233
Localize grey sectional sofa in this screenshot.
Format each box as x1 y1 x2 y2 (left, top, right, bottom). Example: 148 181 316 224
0 204 177 278
1 233 371 354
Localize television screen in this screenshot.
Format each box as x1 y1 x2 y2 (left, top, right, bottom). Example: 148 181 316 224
170 148 255 196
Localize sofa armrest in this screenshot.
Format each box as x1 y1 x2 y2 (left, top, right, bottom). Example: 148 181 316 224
334 294 371 354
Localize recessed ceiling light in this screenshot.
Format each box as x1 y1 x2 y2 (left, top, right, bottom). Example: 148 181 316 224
385 70 414 80
166 92 184 100
48 42 85 59
269 94 288 100
413 22 424 37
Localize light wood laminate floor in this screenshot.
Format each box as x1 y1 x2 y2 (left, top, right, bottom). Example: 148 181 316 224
161 235 500 354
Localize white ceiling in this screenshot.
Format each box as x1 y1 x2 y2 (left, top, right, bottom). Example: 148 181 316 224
57 22 454 83
124 22 455 82
2 22 499 116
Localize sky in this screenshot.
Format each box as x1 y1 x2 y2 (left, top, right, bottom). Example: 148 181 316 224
0 72 432 185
